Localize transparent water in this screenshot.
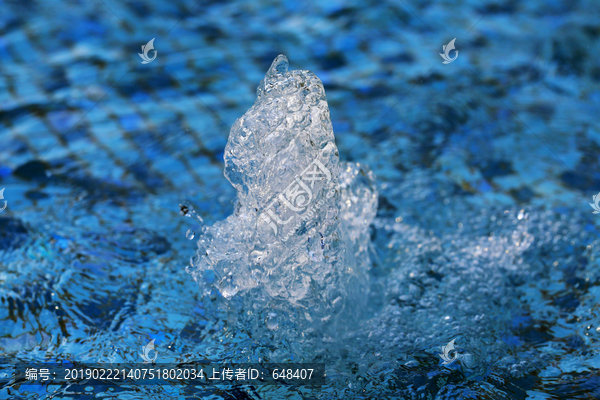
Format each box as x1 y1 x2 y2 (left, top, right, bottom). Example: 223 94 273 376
2 0 600 398
3 61 600 399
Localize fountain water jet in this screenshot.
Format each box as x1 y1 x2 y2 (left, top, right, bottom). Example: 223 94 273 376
187 55 378 358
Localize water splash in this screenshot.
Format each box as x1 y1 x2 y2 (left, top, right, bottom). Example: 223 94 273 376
186 55 378 357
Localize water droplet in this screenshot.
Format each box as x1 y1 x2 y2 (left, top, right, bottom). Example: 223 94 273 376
265 312 279 331
186 229 195 240
179 201 204 224
180 201 192 217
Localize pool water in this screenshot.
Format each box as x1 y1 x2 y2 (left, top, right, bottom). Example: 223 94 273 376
1 0 600 398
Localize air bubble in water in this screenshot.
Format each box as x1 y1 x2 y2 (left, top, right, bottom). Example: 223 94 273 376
186 229 195 240
265 313 279 331
220 274 239 298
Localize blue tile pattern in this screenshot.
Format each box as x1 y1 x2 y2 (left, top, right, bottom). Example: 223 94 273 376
1 0 600 398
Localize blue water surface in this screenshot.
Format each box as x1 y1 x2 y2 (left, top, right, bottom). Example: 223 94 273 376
1 0 600 398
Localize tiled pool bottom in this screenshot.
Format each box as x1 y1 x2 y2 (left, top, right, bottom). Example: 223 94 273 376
2 0 600 398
